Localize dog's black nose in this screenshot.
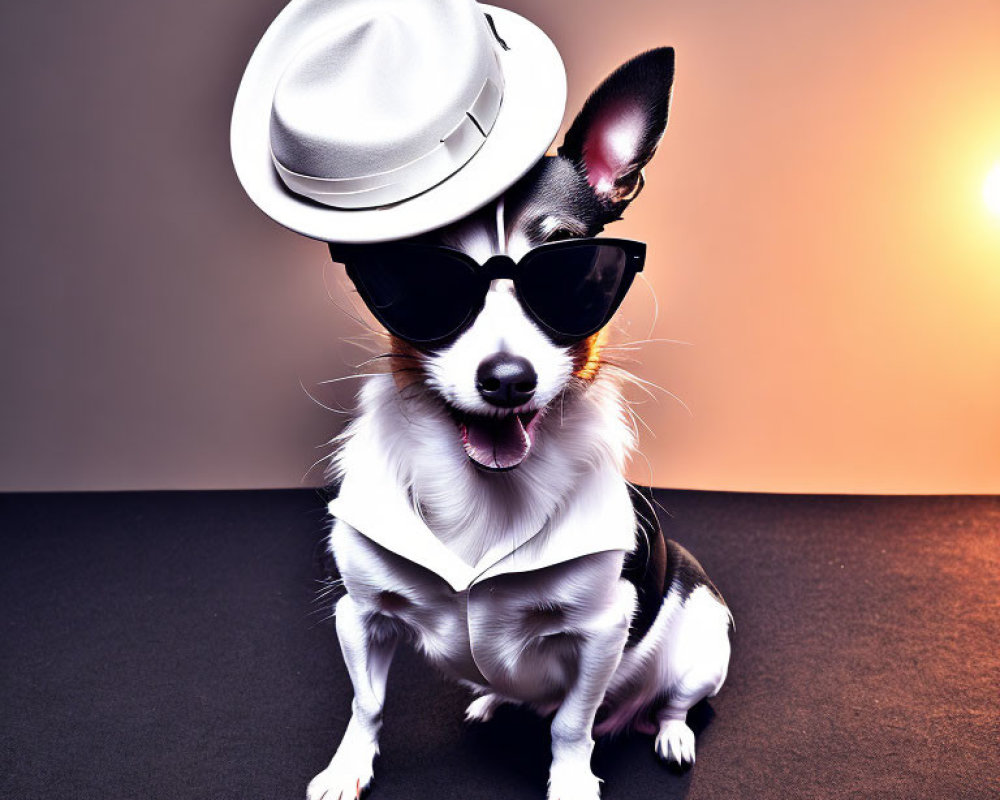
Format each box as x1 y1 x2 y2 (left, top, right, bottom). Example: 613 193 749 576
476 354 537 408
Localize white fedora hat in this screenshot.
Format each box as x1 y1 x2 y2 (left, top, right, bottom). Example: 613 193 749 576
231 0 567 243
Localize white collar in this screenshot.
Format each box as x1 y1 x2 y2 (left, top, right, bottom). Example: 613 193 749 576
328 453 636 592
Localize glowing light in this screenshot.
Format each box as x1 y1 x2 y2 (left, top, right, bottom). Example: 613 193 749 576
984 162 1000 217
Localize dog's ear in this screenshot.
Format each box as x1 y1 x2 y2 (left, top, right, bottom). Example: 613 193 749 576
558 47 674 215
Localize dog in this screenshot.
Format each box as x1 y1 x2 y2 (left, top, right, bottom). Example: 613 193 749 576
308 48 732 800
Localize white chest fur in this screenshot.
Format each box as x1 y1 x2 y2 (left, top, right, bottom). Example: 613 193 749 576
327 373 639 697
332 520 629 700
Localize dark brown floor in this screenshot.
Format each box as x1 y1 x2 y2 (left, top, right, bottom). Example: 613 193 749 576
1 489 997 799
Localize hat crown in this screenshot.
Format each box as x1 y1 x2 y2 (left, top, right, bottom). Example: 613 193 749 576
231 0 567 241
269 0 499 182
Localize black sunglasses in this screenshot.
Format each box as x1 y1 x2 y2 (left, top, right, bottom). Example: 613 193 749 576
329 238 646 346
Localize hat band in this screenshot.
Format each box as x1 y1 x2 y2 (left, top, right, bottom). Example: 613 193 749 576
271 70 503 210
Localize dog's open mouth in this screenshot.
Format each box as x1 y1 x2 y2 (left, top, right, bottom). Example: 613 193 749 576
456 409 545 471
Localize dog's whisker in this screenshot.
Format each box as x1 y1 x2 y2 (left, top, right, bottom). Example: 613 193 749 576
301 449 338 485
635 272 660 341
611 375 672 410
340 335 393 357
322 263 386 337
606 337 693 348
299 379 355 415
308 594 340 614
312 583 345 603
316 372 391 386
307 610 339 628
620 404 641 442
314 364 423 391
626 400 655 439
622 402 655 440
353 352 421 369
602 363 693 417
596 348 643 360
342 306 393 341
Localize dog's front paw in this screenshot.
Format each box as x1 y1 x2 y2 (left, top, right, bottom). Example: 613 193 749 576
307 761 374 800
307 735 377 800
547 762 601 800
655 719 696 766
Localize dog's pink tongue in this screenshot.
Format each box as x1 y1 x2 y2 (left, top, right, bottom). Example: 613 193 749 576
461 414 531 470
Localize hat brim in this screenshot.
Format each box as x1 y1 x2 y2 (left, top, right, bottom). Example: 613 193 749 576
230 4 567 244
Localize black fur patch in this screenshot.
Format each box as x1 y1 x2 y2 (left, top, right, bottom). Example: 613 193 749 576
621 484 667 647
664 539 726 606
620 486 728 647
502 157 608 241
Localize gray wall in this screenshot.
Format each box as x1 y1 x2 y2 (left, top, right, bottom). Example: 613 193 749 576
1 0 358 490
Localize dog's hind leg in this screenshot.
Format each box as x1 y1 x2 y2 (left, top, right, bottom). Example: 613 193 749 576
308 594 398 800
653 691 700 766
652 584 731 768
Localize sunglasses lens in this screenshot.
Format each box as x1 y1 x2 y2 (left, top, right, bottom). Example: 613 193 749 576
518 244 630 340
348 247 480 343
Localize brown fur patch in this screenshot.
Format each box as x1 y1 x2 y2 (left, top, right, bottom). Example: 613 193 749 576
387 337 427 392
571 329 607 382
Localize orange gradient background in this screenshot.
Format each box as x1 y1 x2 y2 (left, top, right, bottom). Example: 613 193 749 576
0 0 998 492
